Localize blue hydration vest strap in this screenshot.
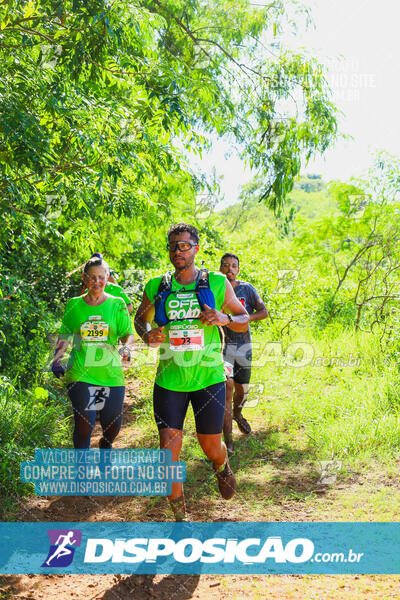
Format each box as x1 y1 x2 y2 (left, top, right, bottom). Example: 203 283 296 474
154 269 216 327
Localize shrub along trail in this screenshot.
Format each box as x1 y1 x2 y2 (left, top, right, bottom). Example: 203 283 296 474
2 374 400 599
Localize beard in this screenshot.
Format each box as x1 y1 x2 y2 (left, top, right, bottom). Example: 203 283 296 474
174 263 186 271
173 253 195 271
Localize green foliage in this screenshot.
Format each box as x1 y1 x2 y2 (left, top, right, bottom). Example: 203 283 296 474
0 0 340 508
251 329 400 459
216 156 400 344
0 376 70 514
0 0 338 382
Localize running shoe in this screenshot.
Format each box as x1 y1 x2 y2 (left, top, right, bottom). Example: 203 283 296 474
169 496 187 522
214 460 236 499
233 413 251 435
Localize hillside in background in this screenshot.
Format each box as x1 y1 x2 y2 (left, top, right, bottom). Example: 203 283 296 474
214 174 338 234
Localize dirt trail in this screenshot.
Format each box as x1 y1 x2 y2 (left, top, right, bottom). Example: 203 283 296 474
2 379 400 599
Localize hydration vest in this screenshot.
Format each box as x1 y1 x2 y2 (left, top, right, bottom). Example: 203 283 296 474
154 269 216 327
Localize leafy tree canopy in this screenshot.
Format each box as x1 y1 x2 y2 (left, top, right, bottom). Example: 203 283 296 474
0 0 338 385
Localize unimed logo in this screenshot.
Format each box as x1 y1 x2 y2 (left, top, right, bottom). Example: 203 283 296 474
42 529 82 567
83 536 315 564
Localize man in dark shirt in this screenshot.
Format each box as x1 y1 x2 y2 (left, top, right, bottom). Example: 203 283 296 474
220 253 268 454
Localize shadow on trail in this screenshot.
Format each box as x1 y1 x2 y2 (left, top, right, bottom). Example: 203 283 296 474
13 383 166 524
173 425 330 520
0 573 201 600
228 426 317 475
103 574 200 600
13 414 329 525
2 388 341 599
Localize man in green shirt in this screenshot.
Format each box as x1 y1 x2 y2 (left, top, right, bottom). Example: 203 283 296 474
134 223 249 521
103 281 133 313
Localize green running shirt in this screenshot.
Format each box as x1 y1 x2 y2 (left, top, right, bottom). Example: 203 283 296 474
144 271 226 392
59 295 133 387
104 283 131 306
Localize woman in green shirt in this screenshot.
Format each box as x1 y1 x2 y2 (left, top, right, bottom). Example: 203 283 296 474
51 257 134 449
79 253 133 313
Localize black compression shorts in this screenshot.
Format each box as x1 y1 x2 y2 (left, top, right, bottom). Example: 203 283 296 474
67 381 125 449
153 381 226 434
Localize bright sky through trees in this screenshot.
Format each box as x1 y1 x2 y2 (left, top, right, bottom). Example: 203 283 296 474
199 0 400 207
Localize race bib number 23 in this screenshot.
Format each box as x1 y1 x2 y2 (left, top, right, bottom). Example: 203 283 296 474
169 328 204 351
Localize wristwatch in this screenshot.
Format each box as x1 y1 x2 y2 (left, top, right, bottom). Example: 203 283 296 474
119 346 131 361
227 314 233 323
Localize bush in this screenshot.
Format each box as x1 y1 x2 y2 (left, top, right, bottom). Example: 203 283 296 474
0 377 70 516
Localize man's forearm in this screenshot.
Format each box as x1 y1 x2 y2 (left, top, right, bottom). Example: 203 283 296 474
249 308 268 323
134 316 151 340
226 313 249 332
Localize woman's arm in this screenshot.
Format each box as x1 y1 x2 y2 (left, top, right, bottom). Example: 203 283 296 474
51 336 71 378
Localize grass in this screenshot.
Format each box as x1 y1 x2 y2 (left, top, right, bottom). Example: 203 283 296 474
0 376 71 517
3 327 400 599
247 328 400 461
115 325 400 525
3 321 400 523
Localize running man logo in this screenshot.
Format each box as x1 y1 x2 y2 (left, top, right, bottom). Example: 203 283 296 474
86 386 110 411
41 529 82 567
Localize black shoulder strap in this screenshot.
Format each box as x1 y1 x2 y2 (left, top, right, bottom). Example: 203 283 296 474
157 272 173 295
195 268 210 290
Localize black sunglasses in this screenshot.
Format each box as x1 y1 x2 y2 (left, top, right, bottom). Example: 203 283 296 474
166 241 197 252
